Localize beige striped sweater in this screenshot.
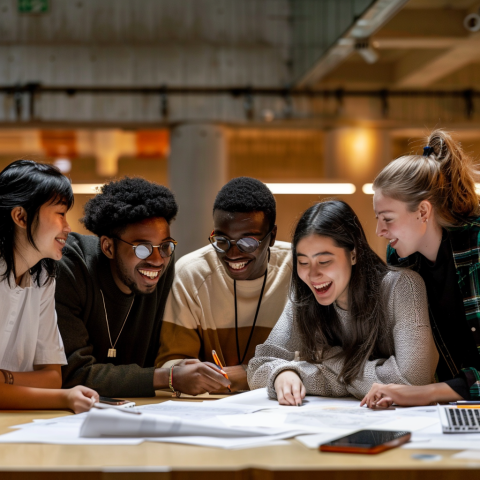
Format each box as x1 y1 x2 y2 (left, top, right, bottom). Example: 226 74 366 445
155 242 292 368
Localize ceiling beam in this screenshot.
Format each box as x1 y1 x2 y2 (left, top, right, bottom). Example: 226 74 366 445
395 32 480 87
373 37 469 49
296 0 409 88
376 8 468 38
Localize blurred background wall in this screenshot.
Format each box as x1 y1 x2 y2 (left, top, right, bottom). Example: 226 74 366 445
1 0 480 258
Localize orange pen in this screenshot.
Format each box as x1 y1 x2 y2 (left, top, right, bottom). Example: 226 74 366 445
212 350 231 392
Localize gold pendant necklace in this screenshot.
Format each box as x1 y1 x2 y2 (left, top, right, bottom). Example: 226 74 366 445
100 290 135 358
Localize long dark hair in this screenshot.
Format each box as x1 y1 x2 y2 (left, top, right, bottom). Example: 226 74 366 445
291 200 389 385
0 160 74 286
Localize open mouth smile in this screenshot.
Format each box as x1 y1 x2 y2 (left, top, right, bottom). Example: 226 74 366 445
138 269 161 280
312 281 332 295
225 260 251 271
388 238 398 248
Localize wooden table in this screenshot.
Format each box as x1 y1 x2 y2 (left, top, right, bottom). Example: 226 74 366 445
0 392 479 480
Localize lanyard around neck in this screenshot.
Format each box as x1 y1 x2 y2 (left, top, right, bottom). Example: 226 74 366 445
234 268 268 365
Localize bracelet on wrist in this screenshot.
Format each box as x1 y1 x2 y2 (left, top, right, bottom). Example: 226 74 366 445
0 369 14 385
169 365 181 398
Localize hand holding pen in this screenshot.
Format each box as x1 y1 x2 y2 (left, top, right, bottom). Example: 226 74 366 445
212 350 232 393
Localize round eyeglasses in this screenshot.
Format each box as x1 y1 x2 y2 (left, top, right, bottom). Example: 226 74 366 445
208 231 272 254
115 237 177 260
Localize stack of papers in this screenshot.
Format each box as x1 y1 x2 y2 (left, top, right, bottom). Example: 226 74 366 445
0 388 473 451
0 397 310 449
216 389 440 449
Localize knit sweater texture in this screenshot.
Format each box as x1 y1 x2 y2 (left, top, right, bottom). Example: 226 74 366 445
248 269 438 400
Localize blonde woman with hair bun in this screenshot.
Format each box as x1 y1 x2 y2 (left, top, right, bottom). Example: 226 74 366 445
361 129 480 408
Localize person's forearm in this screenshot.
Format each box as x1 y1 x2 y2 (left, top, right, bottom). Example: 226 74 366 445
9 369 62 389
428 382 463 403
0 384 68 410
153 368 170 390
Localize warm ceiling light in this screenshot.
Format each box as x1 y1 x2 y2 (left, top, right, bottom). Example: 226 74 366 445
54 158 72 173
362 183 374 194
71 184 104 194
266 183 356 195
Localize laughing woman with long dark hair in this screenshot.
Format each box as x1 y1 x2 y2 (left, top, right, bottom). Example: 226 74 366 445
247 200 438 405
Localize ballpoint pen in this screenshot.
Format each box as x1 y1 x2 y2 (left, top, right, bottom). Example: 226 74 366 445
212 349 231 393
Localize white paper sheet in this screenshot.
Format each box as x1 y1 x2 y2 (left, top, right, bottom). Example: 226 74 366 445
215 387 360 410
297 407 438 431
403 441 480 451
147 432 304 449
293 415 440 449
0 425 143 445
9 412 88 430
79 407 313 439
216 396 439 435
137 400 261 420
219 412 287 428
401 422 480 450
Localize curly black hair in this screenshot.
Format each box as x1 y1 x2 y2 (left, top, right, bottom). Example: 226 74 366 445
82 177 178 237
213 177 276 229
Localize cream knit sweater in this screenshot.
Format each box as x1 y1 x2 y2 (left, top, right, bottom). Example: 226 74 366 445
247 269 439 400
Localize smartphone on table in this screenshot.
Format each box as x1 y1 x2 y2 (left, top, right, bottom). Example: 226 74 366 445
99 396 136 408
320 430 411 454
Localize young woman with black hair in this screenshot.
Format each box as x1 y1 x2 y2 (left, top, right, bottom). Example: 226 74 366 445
362 129 480 407
0 159 98 412
247 200 438 406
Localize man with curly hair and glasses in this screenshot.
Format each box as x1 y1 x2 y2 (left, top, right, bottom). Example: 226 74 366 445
56 177 230 398
155 177 292 395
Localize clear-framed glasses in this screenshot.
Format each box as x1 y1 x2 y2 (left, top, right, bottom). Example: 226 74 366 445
208 230 272 254
115 237 177 259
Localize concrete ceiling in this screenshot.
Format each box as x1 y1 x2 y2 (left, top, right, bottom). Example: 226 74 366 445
313 0 480 90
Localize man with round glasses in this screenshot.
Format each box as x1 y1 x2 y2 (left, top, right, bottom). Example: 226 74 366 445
55 177 230 397
156 177 292 394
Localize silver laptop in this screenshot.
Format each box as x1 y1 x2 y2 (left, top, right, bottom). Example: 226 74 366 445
438 405 480 433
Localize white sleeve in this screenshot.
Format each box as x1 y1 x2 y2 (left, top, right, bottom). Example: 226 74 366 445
33 279 67 366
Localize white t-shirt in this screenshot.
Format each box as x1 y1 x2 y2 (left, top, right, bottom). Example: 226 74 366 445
0 261 67 371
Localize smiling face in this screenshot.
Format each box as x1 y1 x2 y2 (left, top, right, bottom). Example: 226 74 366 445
296 234 355 310
212 210 277 281
103 217 173 295
373 190 429 259
33 200 71 261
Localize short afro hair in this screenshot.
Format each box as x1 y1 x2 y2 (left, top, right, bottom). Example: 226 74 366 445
82 177 178 237
213 177 276 230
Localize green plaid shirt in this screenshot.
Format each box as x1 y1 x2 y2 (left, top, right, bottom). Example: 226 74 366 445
387 217 480 399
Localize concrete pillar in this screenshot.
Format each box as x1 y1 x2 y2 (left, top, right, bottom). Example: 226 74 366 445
93 130 121 177
324 128 391 259
169 123 228 259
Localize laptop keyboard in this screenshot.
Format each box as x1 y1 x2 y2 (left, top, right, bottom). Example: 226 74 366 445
446 408 480 431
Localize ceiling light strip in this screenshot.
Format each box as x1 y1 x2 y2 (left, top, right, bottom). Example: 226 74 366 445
71 184 104 194
72 183 359 196
266 183 356 195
